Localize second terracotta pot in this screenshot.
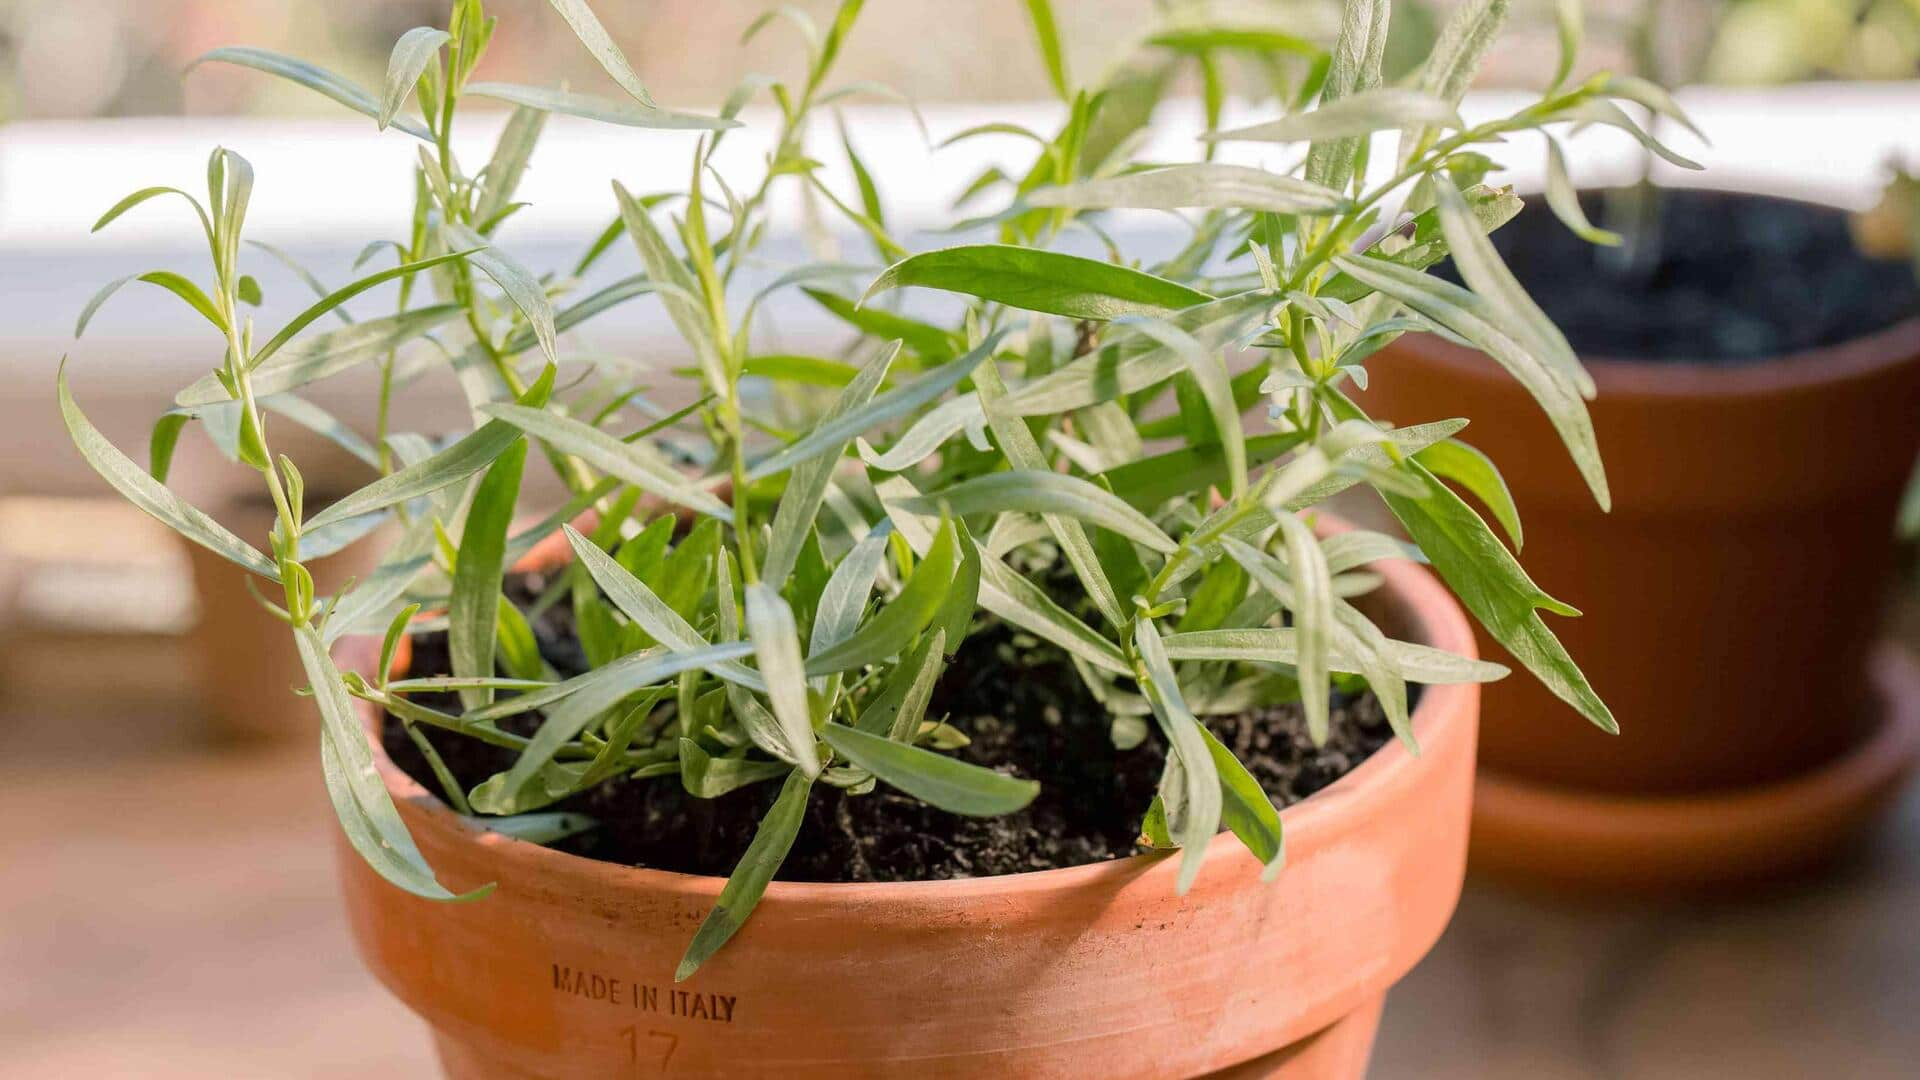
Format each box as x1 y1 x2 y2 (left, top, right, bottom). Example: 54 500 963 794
1360 313 1920 890
333 524 1482 1079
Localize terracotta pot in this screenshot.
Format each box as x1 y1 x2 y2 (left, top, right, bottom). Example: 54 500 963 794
185 495 388 743
331 525 1482 1079
1360 306 1920 891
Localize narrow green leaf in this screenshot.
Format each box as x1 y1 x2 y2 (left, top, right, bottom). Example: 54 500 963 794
745 584 824 777
466 82 736 130
614 180 728 399
680 739 792 797
93 185 212 238
59 363 277 580
899 471 1177 554
1022 0 1070 100
542 0 658 104
306 366 554 532
1415 438 1524 550
1161 627 1509 684
178 303 462 406
763 343 898 588
803 288 955 358
1306 0 1390 192
249 250 477 375
1543 138 1622 247
1200 725 1284 879
450 440 526 709
744 332 1000 483
482 403 733 521
803 518 957 675
822 723 1038 816
476 106 548 227
300 627 489 902
380 28 450 130
191 47 432 140
1134 618 1221 894
854 627 945 738
1378 461 1613 731
863 245 1213 321
1029 164 1348 215
444 223 557 365
676 770 812 981
1208 88 1461 144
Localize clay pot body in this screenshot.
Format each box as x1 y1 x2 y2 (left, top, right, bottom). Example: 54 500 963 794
332 533 1482 1079
185 496 387 743
1360 316 1920 889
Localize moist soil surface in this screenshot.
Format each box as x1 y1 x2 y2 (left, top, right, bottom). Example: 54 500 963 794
1439 188 1920 365
383 571 1394 883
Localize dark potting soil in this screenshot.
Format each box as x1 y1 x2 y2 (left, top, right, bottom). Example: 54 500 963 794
1439 189 1920 364
382 572 1394 883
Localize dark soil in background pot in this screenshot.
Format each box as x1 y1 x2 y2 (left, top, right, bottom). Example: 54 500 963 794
1438 188 1920 364
383 571 1395 883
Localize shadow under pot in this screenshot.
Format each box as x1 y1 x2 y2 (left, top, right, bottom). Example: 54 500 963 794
1359 186 1920 893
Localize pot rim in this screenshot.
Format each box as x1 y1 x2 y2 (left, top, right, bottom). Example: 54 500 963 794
352 515 1480 905
1395 180 1920 397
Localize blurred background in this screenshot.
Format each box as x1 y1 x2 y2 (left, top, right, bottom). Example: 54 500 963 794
2 1 1919 1076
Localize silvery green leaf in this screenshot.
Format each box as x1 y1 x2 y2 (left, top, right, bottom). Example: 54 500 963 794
449 441 525 709
745 332 1001 483
878 477 1128 674
745 584 824 778
1431 181 1607 504
1552 98 1703 171
810 531 889 657
863 245 1213 321
76 272 224 337
613 181 728 398
1134 617 1221 895
853 627 945 738
1263 517 1334 742
307 367 554 532
1208 89 1462 144
295 508 389 562
898 471 1177 554
974 360 1124 629
380 28 450 131
1600 74 1707 142
92 185 212 239
1417 0 1509 108
466 811 597 845
803 517 957 676
466 82 736 130
1542 138 1622 247
1027 164 1348 214
1001 291 1276 415
246 249 477 376
322 512 438 643
300 627 488 901
822 722 1038 815
1119 315 1246 497
262 395 381 470
856 394 983 472
763 343 898 589
676 769 812 982
1161 628 1508 684
482 403 732 521
1331 245 1608 510
1305 0 1390 192
560 524 766 692
1550 0 1582 92
443 222 557 365
1319 529 1425 574
476 107 547 227
191 47 432 140
542 0 658 105
59 364 278 580
464 641 747 724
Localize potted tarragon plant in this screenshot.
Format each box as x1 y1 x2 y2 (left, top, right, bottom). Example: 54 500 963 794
1361 0 1920 893
58 1 1685 1075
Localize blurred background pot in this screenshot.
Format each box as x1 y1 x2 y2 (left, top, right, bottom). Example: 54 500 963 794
1359 186 1920 892
332 531 1482 1080
185 493 388 744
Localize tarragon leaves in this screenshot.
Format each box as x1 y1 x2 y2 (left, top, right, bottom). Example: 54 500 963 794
1028 164 1348 215
467 83 736 131
864 246 1213 321
821 724 1038 816
482 403 734 521
1134 617 1221 895
1208 89 1461 145
676 769 812 982
744 584 824 778
60 363 278 580
192 47 433 141
380 28 450 131
542 0 658 105
899 472 1177 554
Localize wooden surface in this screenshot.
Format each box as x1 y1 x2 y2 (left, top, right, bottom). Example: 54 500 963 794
3 626 1916 1078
